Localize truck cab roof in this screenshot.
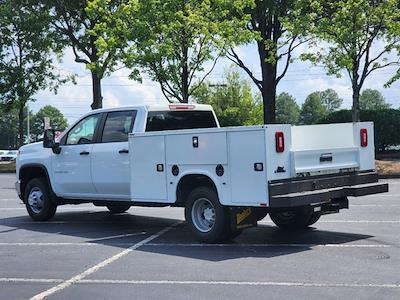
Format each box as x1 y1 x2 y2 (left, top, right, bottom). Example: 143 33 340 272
89 103 214 114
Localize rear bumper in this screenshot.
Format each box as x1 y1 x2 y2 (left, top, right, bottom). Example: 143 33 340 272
268 171 388 208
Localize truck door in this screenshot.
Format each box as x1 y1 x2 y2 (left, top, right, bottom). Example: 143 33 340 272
91 110 137 199
52 114 100 196
129 134 168 202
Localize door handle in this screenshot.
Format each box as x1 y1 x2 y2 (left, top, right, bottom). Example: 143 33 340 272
118 149 129 154
80 151 90 155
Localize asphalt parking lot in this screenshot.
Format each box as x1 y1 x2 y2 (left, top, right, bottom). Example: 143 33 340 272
0 173 399 300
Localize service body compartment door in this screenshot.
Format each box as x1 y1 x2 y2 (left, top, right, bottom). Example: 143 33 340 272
165 132 227 165
228 129 267 205
130 135 168 202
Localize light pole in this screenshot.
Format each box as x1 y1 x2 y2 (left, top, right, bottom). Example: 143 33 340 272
26 103 30 144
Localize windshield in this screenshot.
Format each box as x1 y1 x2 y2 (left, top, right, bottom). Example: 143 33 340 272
146 110 218 132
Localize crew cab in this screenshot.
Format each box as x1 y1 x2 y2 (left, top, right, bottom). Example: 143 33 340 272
15 104 388 242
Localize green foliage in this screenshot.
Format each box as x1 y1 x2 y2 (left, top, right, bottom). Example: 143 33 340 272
192 68 262 127
0 105 32 149
31 105 68 141
300 92 328 124
98 0 252 103
360 89 391 110
301 0 400 121
50 0 123 108
0 0 68 146
0 106 19 149
226 0 313 123
276 93 300 124
321 109 400 152
319 89 343 112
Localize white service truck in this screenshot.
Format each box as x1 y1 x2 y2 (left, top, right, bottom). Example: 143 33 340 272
15 104 388 242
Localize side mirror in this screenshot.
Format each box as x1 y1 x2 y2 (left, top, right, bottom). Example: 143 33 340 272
43 129 55 148
43 129 61 154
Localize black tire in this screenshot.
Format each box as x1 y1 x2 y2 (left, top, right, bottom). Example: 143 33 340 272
307 212 321 226
269 206 314 231
106 203 131 214
24 178 57 221
229 229 243 240
185 187 230 243
255 209 268 221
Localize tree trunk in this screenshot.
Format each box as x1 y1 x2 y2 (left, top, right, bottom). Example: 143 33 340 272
18 105 24 148
258 41 277 124
262 66 277 124
352 86 361 122
181 44 189 103
91 71 103 110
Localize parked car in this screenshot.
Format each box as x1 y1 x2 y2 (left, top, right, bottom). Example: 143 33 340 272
15 104 388 242
1 150 18 161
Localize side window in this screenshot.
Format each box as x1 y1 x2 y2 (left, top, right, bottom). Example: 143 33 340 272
101 111 137 143
66 114 100 145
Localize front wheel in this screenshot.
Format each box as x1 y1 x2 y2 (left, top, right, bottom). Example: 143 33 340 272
24 178 57 221
185 187 230 243
269 206 315 231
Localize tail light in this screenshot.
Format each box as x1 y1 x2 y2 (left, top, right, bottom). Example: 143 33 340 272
360 128 368 147
275 131 285 153
169 104 195 110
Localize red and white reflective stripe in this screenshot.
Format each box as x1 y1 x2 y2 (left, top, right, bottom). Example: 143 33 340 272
275 131 285 153
169 104 195 110
360 128 368 147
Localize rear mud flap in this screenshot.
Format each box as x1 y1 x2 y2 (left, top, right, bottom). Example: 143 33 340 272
228 207 257 231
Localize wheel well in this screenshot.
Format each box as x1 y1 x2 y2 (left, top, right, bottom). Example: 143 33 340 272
175 174 218 207
19 165 51 200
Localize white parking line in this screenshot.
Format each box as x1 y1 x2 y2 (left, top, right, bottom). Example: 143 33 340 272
143 243 392 248
2 277 399 289
259 220 400 224
0 278 63 283
0 208 101 211
350 204 400 207
0 242 392 248
77 279 400 289
30 222 181 300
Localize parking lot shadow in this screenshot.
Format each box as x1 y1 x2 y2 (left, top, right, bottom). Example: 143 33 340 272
0 210 373 262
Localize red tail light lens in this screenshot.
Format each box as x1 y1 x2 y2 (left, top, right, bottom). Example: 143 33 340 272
169 104 195 110
275 131 285 153
360 128 368 147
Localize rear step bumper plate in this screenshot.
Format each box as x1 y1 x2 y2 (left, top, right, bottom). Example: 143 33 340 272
268 172 388 208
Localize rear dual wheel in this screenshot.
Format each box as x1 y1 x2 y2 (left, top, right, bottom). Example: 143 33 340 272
185 187 241 243
269 206 320 231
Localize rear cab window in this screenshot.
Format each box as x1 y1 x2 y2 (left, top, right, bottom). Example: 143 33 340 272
146 110 218 132
101 110 137 143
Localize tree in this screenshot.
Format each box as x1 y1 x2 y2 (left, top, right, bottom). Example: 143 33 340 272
359 89 391 110
0 0 67 146
103 0 251 103
276 92 300 124
48 0 124 109
320 89 343 112
302 0 400 121
192 68 262 127
31 105 68 141
300 92 327 124
226 0 311 124
0 105 18 149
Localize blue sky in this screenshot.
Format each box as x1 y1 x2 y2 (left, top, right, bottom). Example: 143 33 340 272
32 42 400 124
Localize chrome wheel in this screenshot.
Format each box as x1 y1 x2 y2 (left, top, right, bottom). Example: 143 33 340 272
191 198 216 233
28 187 44 214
